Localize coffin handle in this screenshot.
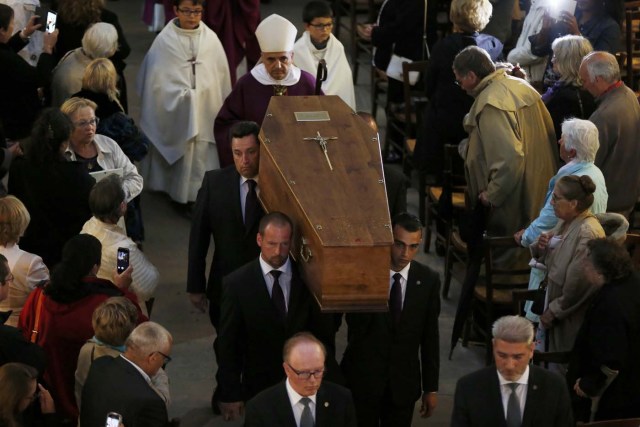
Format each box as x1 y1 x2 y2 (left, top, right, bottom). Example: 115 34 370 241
300 237 313 263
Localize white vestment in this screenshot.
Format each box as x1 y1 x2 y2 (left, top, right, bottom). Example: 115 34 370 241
293 32 356 110
137 19 231 203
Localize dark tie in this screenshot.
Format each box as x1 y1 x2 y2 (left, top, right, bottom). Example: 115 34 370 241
299 397 314 427
389 273 403 326
506 383 522 427
244 179 258 227
270 270 286 321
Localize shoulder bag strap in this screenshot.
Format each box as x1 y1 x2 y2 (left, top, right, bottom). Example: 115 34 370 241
29 289 45 343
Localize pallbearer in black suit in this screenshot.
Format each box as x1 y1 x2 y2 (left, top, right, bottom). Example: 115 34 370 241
245 332 357 427
451 315 573 427
341 212 441 427
187 120 264 329
216 212 336 421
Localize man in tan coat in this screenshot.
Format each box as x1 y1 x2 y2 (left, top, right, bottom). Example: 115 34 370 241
454 46 557 243
449 47 558 353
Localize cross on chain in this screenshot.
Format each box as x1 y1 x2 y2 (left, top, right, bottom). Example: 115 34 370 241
303 131 338 171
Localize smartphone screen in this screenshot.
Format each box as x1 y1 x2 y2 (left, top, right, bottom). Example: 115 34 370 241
105 412 121 427
116 248 130 274
45 11 57 33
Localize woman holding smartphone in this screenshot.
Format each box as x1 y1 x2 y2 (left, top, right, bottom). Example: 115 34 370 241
0 363 58 427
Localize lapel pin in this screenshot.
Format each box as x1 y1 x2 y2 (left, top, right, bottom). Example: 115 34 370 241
533 385 538 390
416 280 422 286
324 402 329 407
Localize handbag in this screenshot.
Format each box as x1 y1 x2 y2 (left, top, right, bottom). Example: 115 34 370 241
385 0 429 84
530 276 548 316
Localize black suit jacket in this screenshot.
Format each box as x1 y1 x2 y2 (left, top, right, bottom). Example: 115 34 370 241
341 261 440 405
187 166 263 306
216 258 335 402
451 365 573 427
80 356 169 427
244 380 357 427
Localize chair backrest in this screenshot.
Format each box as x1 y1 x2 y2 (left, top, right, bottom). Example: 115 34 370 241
582 418 640 427
483 235 530 297
625 6 640 89
532 350 571 366
402 60 429 138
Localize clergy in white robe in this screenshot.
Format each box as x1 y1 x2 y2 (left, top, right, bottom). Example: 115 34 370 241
294 32 355 110
137 5 231 204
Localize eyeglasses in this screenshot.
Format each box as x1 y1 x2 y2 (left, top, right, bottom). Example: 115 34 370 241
286 363 325 380
551 192 566 202
28 390 41 403
73 117 99 128
309 21 334 30
177 8 203 16
152 351 172 369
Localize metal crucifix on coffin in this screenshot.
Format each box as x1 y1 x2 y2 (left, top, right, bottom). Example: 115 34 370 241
303 131 338 171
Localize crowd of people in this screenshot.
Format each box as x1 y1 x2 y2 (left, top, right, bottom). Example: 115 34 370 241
0 0 639 426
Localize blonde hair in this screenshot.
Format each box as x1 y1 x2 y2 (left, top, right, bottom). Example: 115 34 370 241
92 297 139 346
552 35 593 85
58 0 105 27
60 97 98 118
82 58 123 111
0 196 31 246
450 0 493 33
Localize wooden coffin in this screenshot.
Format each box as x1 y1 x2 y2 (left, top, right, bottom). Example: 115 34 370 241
259 95 392 312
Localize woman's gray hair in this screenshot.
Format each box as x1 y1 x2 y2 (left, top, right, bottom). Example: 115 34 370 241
492 315 534 345
582 51 621 84
82 22 118 59
449 0 493 33
560 118 600 162
126 321 172 355
552 35 593 85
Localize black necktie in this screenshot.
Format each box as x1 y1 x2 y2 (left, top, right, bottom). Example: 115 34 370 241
506 383 521 427
299 397 314 427
389 273 403 326
270 270 286 321
244 179 258 226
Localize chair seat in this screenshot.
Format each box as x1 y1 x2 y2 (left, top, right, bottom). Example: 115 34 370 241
473 285 520 305
427 187 465 208
405 138 416 154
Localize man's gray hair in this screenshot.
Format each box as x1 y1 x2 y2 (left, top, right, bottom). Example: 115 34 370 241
492 315 534 345
453 46 496 80
126 321 172 355
581 51 620 84
561 118 600 162
82 22 118 59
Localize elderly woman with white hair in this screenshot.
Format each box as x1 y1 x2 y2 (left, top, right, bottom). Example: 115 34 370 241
541 35 597 140
51 22 118 107
514 118 608 322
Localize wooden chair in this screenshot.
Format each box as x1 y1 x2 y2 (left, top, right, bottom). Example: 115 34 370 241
582 418 640 427
462 234 530 364
382 60 428 165
624 2 640 89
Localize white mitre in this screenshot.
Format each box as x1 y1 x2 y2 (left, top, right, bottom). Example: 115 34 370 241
255 14 297 53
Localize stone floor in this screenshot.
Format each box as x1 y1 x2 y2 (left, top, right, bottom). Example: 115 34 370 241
110 1 487 425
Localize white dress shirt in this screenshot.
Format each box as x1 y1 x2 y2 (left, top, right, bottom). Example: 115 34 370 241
259 255 292 310
497 365 529 419
285 378 317 427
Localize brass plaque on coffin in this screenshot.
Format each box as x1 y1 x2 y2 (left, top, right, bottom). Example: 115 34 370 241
259 95 392 312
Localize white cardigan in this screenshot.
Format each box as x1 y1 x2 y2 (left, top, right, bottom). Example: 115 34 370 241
81 217 159 302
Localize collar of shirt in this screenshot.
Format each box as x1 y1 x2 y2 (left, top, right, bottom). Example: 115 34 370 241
285 378 317 425
250 63 302 87
120 354 152 383
259 255 292 307
389 262 411 305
